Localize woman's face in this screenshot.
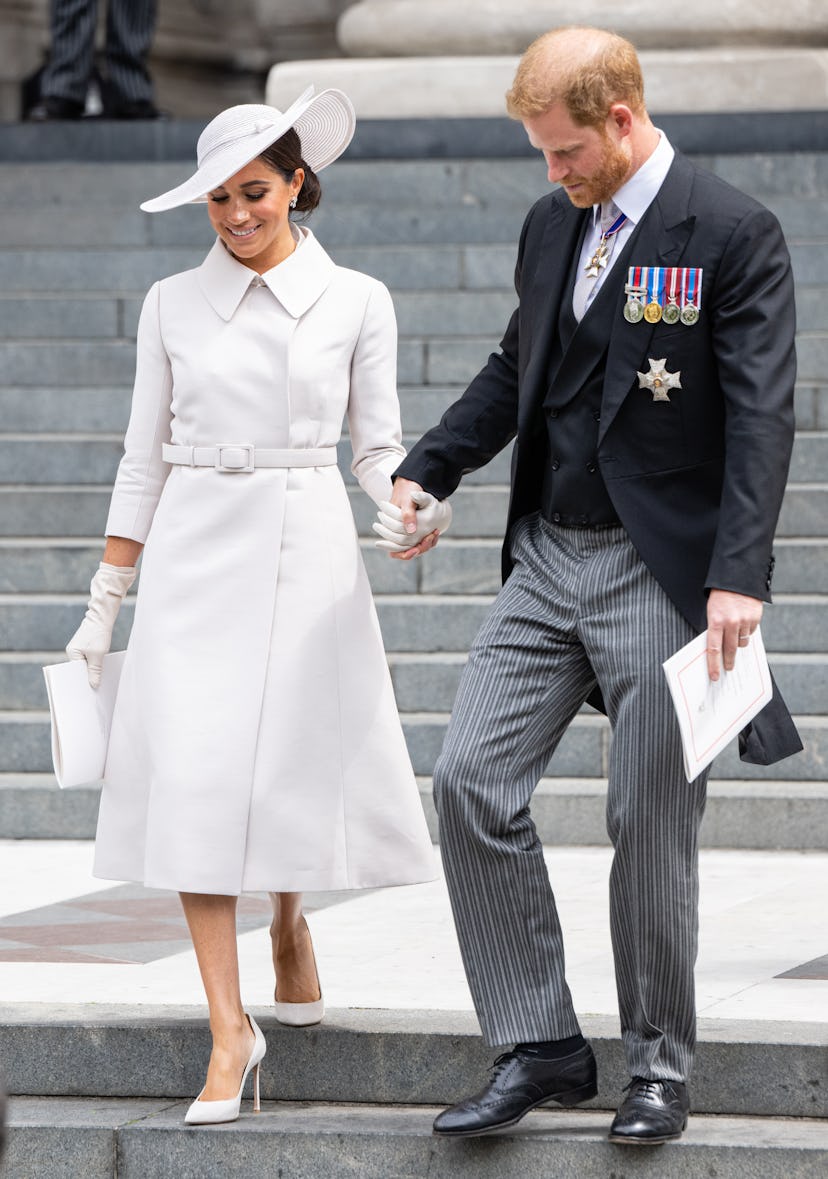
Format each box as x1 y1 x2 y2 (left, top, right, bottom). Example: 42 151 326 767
207 158 304 273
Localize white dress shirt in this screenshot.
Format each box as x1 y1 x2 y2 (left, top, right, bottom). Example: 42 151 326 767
574 131 675 318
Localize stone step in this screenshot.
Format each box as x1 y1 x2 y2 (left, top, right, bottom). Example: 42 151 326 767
0 708 823 781
3 771 826 849
1 1006 825 1120
0 156 824 209
5 1096 827 1179
0 535 824 597
3 429 825 487
1 644 824 715
0 239 825 301
2 381 827 436
1 483 826 541
0 192 824 257
0 591 825 655
2 332 825 390
0 287 522 341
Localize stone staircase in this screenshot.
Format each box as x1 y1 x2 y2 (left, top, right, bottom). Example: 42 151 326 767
0 153 826 848
0 152 826 1174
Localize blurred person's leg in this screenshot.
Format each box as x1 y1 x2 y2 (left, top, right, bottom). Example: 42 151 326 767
103 0 160 117
35 0 98 116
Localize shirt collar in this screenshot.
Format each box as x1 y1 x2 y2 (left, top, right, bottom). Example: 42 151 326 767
196 225 336 321
593 130 675 228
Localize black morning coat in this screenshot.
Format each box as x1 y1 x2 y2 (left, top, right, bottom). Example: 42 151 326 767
395 150 803 766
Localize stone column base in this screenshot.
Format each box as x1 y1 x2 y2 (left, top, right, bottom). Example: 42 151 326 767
268 48 828 117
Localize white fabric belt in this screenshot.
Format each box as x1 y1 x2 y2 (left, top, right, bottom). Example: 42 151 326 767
162 443 337 473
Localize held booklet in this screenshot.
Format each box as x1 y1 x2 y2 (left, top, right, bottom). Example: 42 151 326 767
42 651 127 789
662 627 773 782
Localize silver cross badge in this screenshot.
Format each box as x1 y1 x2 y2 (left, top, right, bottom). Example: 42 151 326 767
637 357 682 403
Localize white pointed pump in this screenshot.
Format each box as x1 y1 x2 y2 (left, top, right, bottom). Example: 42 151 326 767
185 1014 266 1125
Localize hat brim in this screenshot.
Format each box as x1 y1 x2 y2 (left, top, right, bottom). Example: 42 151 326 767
140 88 355 213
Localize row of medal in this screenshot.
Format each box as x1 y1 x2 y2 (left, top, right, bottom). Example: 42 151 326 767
624 266 703 326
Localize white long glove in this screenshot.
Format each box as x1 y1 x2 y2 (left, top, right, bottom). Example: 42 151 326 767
66 562 136 687
373 490 452 552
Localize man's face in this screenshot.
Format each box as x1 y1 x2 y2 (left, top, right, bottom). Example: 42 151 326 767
522 101 632 208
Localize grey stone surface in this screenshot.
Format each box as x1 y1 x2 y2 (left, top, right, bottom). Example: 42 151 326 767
773 540 828 593
795 289 828 334
329 245 462 290
795 333 828 382
393 290 517 336
0 598 134 652
426 337 496 385
5 709 825 780
0 774 101 838
417 775 828 850
0 489 110 536
269 47 828 119
0 249 203 293
787 433 828 482
4 771 828 846
389 651 828 716
2 1006 826 1119
0 544 117 595
0 387 132 433
0 593 823 656
0 341 135 386
337 1 828 57
0 208 149 249
0 298 119 340
795 385 828 431
119 1106 828 1179
4 1095 826 1179
0 439 123 486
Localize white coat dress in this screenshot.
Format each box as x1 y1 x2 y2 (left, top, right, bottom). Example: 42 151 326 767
93 228 436 895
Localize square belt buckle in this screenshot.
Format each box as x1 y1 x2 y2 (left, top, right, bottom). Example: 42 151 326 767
215 443 254 473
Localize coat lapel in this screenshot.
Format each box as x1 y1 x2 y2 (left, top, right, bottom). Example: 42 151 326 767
598 153 697 444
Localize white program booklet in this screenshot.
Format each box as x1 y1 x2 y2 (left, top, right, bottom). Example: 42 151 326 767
42 651 127 789
662 627 773 782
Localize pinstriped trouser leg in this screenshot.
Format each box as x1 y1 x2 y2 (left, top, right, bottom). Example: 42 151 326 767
434 514 708 1079
41 0 99 104
105 0 157 104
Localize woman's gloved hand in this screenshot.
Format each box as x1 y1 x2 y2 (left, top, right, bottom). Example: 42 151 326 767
373 489 452 552
66 563 136 687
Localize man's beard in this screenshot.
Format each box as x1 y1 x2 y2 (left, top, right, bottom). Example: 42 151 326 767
562 135 631 208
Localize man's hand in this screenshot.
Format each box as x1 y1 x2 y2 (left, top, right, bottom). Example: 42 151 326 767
377 478 442 561
706 589 763 681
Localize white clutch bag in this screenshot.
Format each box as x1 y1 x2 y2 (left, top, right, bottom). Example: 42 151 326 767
42 651 127 789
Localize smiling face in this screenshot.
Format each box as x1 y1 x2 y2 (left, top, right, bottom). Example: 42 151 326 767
522 101 633 208
206 158 304 273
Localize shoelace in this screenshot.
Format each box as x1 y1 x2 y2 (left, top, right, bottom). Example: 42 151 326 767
489 1052 518 1081
625 1077 668 1100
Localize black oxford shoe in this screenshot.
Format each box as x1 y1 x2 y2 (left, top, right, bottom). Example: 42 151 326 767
608 1077 690 1145
432 1043 597 1137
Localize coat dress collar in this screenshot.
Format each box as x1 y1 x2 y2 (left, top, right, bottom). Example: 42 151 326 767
196 225 336 321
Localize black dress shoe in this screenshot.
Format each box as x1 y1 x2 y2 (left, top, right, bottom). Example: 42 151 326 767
27 96 84 121
432 1044 597 1138
608 1077 689 1145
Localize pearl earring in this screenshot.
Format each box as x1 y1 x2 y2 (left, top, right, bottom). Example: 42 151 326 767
289 195 297 209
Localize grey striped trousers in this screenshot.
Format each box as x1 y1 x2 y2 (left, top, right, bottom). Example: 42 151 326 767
434 513 709 1081
42 0 157 105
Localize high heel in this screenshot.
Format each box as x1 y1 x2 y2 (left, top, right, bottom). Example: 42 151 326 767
273 919 325 1027
185 1013 266 1125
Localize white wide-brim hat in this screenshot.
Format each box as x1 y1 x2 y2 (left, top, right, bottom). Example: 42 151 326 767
140 85 355 213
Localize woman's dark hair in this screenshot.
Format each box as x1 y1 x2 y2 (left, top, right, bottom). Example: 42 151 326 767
258 127 321 215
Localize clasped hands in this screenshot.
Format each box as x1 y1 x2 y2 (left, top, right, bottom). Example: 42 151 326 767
373 478 451 559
